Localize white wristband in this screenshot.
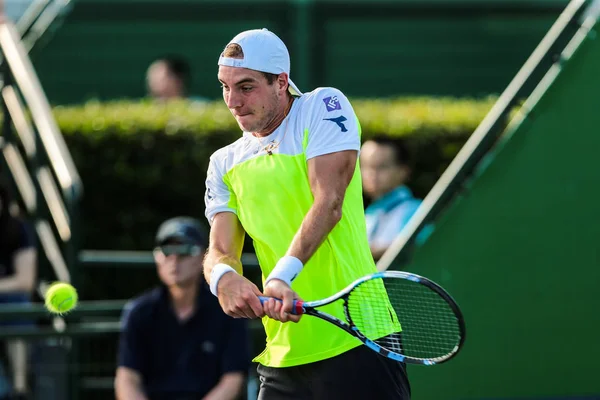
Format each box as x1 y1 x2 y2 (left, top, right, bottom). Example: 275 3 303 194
265 256 304 287
209 263 238 297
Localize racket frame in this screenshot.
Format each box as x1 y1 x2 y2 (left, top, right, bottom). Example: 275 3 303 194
298 270 466 366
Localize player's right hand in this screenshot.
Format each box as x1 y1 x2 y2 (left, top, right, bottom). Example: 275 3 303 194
216 272 265 319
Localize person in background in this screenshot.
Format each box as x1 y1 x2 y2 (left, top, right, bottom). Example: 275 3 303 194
0 180 37 400
115 216 249 400
146 55 191 100
360 136 423 261
146 55 209 103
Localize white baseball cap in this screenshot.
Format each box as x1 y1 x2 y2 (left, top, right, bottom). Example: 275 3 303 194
218 28 303 96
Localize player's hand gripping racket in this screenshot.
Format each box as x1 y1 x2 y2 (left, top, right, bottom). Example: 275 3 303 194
259 271 466 365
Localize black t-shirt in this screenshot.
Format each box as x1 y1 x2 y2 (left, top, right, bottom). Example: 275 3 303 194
117 284 250 400
0 219 34 278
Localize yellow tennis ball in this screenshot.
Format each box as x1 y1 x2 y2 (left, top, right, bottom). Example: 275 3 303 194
45 282 78 314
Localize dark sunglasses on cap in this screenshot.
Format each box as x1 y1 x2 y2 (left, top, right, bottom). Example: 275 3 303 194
154 243 203 257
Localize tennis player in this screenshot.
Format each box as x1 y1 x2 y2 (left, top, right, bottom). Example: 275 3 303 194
203 28 411 399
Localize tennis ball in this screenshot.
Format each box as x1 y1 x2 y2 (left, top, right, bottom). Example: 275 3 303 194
45 282 78 314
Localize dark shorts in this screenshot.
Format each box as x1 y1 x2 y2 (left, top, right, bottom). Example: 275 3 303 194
257 345 411 400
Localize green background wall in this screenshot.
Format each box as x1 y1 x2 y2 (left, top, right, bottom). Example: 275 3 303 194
29 0 566 105
400 18 600 400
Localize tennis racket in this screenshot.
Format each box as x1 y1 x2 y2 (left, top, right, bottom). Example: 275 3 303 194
259 270 466 365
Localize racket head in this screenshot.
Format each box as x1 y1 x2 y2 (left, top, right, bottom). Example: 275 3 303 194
344 271 466 365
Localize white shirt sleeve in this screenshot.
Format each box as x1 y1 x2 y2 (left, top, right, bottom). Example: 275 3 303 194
304 88 361 160
204 151 237 225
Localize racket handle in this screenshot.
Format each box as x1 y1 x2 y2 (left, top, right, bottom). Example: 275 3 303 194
258 296 305 315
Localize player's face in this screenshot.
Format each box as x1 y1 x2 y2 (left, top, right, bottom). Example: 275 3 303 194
218 66 285 134
360 141 409 200
154 241 203 288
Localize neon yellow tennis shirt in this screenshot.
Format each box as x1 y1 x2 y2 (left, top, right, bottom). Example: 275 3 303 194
205 87 377 368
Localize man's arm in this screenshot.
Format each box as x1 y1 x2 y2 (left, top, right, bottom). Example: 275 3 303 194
203 212 264 319
202 372 245 400
0 248 36 293
262 150 357 321
203 212 245 277
114 367 148 400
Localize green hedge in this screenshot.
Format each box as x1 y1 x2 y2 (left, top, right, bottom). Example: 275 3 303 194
54 97 496 253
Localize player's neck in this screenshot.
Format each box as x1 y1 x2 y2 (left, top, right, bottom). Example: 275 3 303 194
254 95 294 138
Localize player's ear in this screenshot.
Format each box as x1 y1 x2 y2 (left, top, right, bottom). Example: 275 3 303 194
278 73 289 94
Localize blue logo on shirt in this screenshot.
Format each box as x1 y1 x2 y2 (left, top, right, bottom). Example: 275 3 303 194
323 116 348 132
323 96 342 112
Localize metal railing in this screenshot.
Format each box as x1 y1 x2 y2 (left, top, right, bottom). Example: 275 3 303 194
0 20 82 288
6 0 73 52
376 0 593 271
0 17 85 399
79 249 260 269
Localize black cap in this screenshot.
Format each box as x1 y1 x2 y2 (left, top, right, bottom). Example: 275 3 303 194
155 217 208 247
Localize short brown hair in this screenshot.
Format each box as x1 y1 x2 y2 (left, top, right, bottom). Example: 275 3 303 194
222 43 244 59
222 43 278 84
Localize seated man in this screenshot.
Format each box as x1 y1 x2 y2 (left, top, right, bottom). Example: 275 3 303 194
115 217 249 400
360 136 423 261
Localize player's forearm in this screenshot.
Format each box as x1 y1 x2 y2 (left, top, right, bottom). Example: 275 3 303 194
204 249 243 279
202 373 245 400
287 195 343 263
203 213 246 283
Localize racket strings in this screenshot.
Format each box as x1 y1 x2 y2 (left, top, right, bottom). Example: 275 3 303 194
346 277 461 360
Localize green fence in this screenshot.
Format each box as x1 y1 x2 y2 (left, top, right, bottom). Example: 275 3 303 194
30 0 566 105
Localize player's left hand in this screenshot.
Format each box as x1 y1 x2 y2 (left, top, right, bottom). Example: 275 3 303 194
262 279 302 323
